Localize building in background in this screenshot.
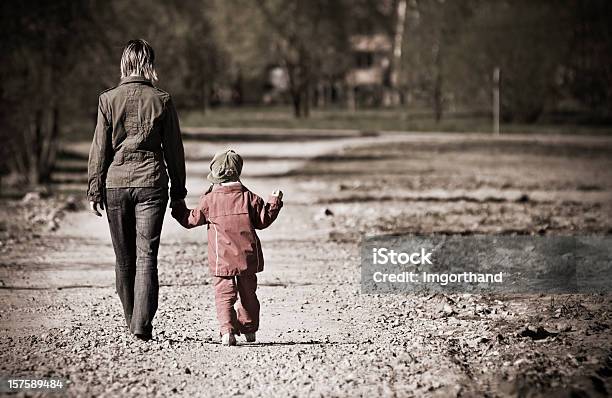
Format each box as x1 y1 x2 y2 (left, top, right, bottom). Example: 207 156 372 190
345 34 392 108
265 33 393 109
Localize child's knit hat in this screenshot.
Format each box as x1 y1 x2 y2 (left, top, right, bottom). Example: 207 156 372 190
207 149 243 183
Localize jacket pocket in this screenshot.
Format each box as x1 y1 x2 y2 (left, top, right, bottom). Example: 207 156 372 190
112 151 124 166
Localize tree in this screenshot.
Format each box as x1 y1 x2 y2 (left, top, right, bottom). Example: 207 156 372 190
0 0 108 185
0 0 229 185
454 1 570 122
564 0 612 117
399 0 476 121
209 0 276 104
232 0 352 117
105 0 228 110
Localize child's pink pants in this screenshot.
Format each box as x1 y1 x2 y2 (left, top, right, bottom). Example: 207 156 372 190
212 273 259 335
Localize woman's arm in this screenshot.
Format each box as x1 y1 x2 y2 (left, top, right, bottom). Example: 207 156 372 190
171 197 208 229
87 94 112 214
161 97 187 202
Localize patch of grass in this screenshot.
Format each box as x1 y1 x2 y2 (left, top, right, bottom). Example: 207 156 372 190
63 105 612 141
181 106 612 135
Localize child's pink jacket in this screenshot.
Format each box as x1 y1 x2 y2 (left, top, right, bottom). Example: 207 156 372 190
171 183 283 276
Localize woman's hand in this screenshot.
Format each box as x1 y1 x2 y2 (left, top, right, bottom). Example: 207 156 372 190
89 201 104 217
170 200 186 221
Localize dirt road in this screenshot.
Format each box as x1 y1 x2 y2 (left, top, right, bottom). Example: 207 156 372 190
1 131 612 397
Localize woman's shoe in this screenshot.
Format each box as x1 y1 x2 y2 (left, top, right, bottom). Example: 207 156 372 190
244 332 256 342
221 333 236 346
134 333 152 342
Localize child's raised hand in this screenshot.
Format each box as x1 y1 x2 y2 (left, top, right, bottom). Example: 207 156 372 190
272 189 283 200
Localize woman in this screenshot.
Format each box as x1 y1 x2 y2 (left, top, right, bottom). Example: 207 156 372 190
87 39 187 341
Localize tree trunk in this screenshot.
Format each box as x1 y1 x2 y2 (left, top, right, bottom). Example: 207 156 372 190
201 80 208 114
347 85 356 111
434 73 443 122
388 0 408 107
301 83 310 118
433 41 443 122
286 63 301 118
316 82 325 108
28 110 43 186
291 91 302 118
40 106 59 182
26 56 60 185
233 70 244 106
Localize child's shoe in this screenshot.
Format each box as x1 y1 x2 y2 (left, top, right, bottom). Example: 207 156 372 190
221 333 236 346
244 332 256 342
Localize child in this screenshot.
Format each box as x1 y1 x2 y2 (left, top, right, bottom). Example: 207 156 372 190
171 149 283 346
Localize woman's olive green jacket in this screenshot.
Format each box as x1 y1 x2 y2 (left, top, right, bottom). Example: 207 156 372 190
87 76 187 203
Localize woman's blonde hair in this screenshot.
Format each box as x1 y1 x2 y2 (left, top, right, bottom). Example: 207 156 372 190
120 39 158 82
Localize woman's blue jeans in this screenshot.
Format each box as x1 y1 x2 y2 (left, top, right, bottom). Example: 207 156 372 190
105 187 168 335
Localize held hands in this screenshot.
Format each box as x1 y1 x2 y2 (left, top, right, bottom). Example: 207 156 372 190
272 189 284 201
89 201 104 217
170 199 187 220
170 199 186 209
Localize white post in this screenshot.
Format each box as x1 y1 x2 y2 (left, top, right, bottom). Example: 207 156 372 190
390 0 408 106
493 66 500 135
